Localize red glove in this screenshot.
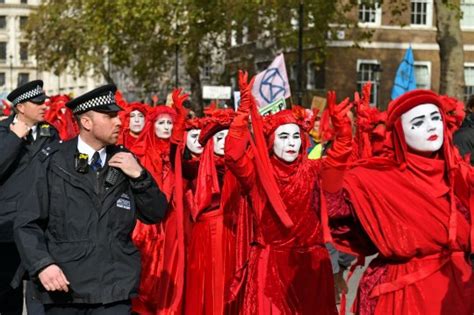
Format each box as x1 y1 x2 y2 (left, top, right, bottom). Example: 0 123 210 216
171 88 189 144
322 91 353 193
229 71 254 139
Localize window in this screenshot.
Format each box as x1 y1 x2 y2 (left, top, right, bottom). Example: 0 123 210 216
290 64 298 81
21 0 28 4
20 43 28 61
411 0 433 26
414 62 431 89
357 60 381 106
17 73 29 86
202 64 211 80
307 62 325 90
358 0 381 25
464 65 474 101
19 16 28 30
0 42 6 62
0 16 6 29
0 73 5 86
461 0 474 28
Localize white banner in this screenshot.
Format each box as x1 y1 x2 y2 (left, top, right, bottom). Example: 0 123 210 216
202 85 232 100
252 53 291 108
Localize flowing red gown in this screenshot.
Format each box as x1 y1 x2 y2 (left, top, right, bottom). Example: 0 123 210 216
183 137 242 315
327 90 474 315
225 133 337 315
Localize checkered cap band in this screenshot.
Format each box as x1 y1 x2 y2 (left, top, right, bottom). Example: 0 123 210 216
73 91 116 114
12 85 44 106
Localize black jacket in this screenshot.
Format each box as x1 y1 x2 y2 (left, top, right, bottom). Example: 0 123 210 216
0 115 59 242
454 113 474 165
14 137 168 304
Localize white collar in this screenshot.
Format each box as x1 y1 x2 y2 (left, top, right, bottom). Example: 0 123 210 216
77 135 107 167
13 115 37 140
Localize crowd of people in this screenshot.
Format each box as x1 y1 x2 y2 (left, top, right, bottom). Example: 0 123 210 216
0 71 473 315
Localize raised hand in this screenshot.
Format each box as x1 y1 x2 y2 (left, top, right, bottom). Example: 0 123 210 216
108 152 143 179
327 90 352 136
10 119 31 139
171 88 189 117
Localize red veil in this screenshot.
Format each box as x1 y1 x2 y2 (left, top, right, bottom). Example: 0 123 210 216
117 101 150 151
44 95 79 141
131 105 176 315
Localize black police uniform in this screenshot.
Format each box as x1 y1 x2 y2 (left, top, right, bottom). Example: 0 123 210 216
0 80 58 315
13 84 168 314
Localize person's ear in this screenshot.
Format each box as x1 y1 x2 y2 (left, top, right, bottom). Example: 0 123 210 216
16 103 25 115
80 114 93 131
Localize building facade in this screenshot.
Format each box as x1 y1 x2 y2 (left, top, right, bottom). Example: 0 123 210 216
225 0 474 109
0 0 102 100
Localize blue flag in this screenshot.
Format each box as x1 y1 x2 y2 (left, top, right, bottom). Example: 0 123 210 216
391 47 416 100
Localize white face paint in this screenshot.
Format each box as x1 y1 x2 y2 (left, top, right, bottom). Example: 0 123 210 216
213 129 229 156
154 113 173 139
129 110 145 134
186 129 203 155
273 123 302 163
401 103 444 153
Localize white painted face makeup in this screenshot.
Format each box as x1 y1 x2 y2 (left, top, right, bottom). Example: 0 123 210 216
401 103 444 153
213 129 229 156
129 110 145 135
154 114 173 139
273 123 302 163
186 129 203 155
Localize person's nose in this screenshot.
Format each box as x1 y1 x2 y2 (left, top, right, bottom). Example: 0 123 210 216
288 138 295 147
114 116 122 127
426 119 436 132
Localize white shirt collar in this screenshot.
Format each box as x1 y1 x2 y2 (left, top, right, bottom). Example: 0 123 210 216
77 136 107 167
13 115 37 140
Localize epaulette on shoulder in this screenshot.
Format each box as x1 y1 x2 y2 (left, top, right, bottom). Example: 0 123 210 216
39 142 61 162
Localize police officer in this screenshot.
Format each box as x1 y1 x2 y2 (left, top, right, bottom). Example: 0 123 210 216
0 80 58 315
14 84 168 314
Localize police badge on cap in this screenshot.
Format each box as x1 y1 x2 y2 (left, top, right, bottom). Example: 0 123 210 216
66 84 122 115
7 80 47 107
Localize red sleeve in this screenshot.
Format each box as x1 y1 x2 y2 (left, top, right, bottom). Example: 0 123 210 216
224 133 256 192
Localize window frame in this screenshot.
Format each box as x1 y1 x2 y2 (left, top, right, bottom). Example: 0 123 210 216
461 0 474 29
410 0 433 28
413 61 431 90
464 63 474 101
358 0 382 26
356 59 381 107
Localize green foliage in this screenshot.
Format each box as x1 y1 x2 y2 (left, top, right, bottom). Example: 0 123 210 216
26 0 360 97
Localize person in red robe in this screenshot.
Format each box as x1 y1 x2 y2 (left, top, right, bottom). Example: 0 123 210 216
327 89 474 314
131 105 176 315
43 94 79 141
224 71 351 314
118 101 149 151
183 104 245 315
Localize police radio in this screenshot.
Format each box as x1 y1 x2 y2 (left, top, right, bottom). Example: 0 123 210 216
105 146 126 187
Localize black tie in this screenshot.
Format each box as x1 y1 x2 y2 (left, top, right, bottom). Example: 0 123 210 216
90 152 102 172
26 130 34 143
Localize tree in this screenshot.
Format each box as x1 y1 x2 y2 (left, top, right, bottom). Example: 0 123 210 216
434 0 465 99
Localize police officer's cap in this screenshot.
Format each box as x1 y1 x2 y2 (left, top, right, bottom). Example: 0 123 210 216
7 80 47 107
66 84 122 115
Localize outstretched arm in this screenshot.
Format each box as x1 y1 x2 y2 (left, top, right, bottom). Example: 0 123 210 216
225 71 256 191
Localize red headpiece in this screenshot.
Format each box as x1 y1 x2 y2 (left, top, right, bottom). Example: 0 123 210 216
198 108 235 146
185 117 207 131
263 105 312 137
